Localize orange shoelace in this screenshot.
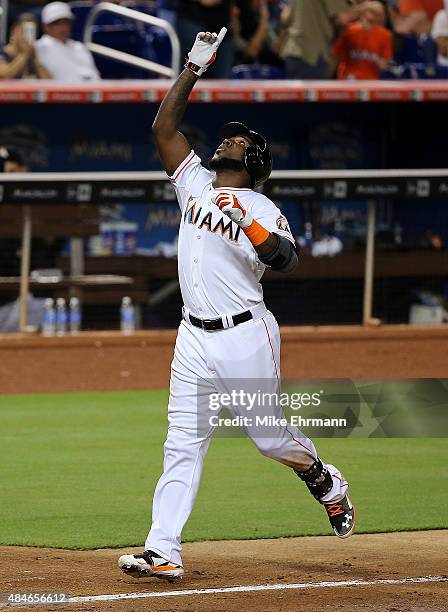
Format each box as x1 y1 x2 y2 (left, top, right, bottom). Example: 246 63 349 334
325 503 344 517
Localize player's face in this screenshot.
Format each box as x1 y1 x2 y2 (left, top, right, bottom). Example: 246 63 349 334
212 135 252 163
45 18 72 42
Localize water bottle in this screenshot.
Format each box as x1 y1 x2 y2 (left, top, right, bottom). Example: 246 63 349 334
42 298 56 337
304 222 313 248
69 297 81 334
120 296 135 335
56 297 67 337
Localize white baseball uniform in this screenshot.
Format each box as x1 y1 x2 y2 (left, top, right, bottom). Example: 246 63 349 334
145 151 349 566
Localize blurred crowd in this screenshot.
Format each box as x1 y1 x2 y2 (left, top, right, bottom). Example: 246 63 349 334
1 0 448 79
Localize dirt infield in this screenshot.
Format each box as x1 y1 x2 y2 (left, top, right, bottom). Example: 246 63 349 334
0 531 446 611
1 326 447 611
1 325 448 394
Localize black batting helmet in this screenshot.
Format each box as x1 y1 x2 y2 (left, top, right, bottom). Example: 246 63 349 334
219 122 272 187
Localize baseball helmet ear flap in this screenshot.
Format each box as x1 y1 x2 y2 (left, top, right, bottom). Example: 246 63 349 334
219 122 272 187
244 138 272 187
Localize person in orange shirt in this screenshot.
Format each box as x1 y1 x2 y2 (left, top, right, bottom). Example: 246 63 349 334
333 1 393 79
397 0 443 34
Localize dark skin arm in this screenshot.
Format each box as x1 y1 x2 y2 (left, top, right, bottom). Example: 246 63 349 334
152 69 198 176
152 63 295 268
256 233 278 257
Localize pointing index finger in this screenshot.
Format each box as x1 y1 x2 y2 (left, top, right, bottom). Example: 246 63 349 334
216 27 227 45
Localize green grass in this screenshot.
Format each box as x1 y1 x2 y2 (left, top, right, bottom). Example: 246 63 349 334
0 391 446 549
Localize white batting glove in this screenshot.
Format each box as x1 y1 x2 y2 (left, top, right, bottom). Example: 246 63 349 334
213 192 253 228
185 27 227 76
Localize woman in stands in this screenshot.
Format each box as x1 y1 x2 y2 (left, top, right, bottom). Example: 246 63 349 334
0 14 50 79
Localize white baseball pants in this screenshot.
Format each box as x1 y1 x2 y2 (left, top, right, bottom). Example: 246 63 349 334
145 305 348 566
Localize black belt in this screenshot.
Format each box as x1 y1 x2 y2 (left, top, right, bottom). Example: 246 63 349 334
188 310 253 331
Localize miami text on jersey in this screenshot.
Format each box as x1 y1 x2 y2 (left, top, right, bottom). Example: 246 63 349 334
183 195 241 243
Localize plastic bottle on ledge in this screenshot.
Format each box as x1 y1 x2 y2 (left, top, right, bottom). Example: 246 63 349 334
69 297 81 334
42 298 56 337
304 222 313 249
120 296 135 335
56 298 67 337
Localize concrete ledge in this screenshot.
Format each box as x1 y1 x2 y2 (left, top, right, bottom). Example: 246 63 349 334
0 325 447 394
1 324 447 349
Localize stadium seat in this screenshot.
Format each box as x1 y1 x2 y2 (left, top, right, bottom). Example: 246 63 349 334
381 62 448 80
69 0 156 40
69 0 95 41
93 22 157 79
143 27 172 68
395 34 438 65
69 0 163 78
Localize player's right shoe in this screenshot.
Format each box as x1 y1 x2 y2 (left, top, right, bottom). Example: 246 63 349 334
323 495 355 538
118 550 184 582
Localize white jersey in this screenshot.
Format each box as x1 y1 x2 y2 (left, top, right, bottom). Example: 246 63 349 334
169 150 295 319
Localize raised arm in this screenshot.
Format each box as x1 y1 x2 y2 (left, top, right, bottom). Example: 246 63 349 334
0 52 31 79
152 28 227 176
152 70 198 176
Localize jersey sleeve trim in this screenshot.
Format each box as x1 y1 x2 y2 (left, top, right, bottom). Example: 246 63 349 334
274 230 296 246
169 150 196 182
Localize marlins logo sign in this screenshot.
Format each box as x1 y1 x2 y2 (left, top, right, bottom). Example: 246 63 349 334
276 214 292 234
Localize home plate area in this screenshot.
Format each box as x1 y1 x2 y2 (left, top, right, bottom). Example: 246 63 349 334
1 531 446 611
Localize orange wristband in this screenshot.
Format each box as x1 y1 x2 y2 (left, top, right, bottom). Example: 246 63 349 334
243 219 270 247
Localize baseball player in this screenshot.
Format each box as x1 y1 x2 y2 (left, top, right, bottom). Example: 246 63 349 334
118 28 355 582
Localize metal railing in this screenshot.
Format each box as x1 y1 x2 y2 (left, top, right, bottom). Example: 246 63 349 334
0 0 8 46
84 2 180 78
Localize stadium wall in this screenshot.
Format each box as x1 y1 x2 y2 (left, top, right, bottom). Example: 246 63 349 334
1 325 447 394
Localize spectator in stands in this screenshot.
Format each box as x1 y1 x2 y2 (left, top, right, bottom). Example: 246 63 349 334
0 146 27 172
396 0 443 34
333 1 393 79
432 4 448 65
280 0 364 79
376 0 406 59
0 14 50 79
176 0 234 78
35 2 100 81
232 0 283 66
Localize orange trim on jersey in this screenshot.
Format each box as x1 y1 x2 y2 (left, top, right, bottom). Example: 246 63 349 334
243 219 270 247
262 316 317 459
262 318 280 383
171 151 195 182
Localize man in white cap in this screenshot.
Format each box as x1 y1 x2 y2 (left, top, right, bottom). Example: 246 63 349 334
35 1 100 80
432 1 448 66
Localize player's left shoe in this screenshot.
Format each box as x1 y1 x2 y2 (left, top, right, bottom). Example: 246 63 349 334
323 495 355 538
118 550 184 582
